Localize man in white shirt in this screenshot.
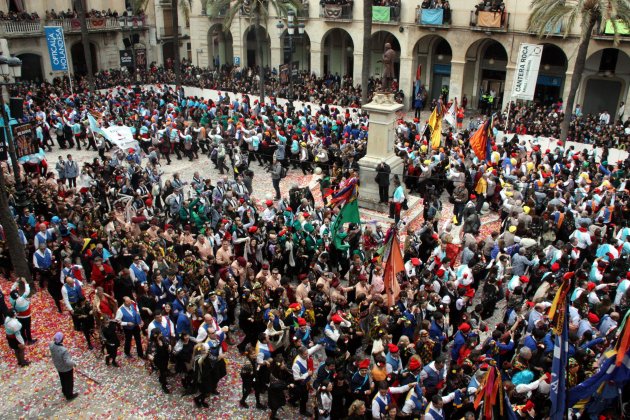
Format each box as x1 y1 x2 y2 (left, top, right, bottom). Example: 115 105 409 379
291 344 322 417
424 390 465 420
371 381 412 419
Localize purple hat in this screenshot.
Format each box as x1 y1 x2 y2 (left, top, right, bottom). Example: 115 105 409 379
53 332 64 344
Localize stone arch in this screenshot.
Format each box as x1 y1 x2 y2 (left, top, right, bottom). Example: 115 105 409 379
321 28 354 76
533 43 568 105
280 29 311 72
244 25 271 68
16 53 43 82
70 41 98 76
208 24 234 69
462 38 508 111
413 35 453 102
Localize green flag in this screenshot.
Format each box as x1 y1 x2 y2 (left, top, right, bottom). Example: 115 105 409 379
330 199 361 243
372 6 391 22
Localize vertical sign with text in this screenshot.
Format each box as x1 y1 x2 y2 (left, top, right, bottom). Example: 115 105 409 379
44 26 69 72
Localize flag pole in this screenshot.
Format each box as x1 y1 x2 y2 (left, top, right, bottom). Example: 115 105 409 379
505 96 513 134
63 31 74 97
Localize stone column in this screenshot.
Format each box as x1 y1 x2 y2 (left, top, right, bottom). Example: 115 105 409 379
358 93 404 211
502 64 516 110
310 46 321 77
448 60 465 104
562 71 574 109
398 56 413 109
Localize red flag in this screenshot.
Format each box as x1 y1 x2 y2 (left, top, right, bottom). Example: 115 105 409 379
469 120 490 161
416 64 422 82
384 230 403 307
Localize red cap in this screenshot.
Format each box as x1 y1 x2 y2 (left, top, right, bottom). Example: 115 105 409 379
458 323 471 333
587 313 600 324
563 271 575 280
248 226 258 233
586 282 596 291
408 358 422 371
358 359 370 369
411 258 420 266
551 263 560 272
470 194 477 200
297 317 307 327
520 275 529 283
436 269 445 277
289 303 301 310
332 314 343 324
265 200 273 206
388 343 399 353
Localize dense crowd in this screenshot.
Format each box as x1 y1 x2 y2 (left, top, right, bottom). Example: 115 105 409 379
0 71 629 420
0 10 40 21
82 62 405 107
505 102 630 149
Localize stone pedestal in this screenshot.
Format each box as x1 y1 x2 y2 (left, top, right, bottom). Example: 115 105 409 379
358 93 405 212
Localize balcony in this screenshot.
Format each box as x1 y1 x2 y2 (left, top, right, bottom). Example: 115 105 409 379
372 5 400 24
592 19 630 41
203 5 229 18
46 16 147 34
296 3 310 20
159 26 182 38
470 10 508 33
0 20 42 38
320 4 353 21
416 7 450 29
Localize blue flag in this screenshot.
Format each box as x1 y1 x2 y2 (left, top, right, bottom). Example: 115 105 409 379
568 352 630 407
549 306 569 420
44 26 68 71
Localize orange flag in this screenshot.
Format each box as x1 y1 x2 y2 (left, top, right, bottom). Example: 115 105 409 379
384 230 403 307
469 119 490 161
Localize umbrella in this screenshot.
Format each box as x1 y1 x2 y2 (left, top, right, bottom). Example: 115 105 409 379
596 243 619 261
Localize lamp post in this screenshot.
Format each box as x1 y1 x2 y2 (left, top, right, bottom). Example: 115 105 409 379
276 11 305 116
0 53 32 285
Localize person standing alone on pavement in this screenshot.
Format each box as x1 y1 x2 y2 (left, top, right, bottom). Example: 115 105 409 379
375 161 391 203
271 158 284 200
49 332 78 401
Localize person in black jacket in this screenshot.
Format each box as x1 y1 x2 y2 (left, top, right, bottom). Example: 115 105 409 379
375 161 391 203
100 315 120 366
149 329 171 394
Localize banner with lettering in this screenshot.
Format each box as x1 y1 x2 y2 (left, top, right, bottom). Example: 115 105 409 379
511 43 543 101
44 26 68 71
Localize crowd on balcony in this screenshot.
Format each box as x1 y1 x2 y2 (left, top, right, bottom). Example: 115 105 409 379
505 102 630 149
474 0 505 14
373 0 400 7
0 10 40 21
320 0 353 6
44 8 142 20
419 0 451 24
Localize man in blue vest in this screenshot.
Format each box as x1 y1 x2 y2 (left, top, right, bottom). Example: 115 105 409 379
419 356 447 400
401 382 427 417
290 344 322 417
371 380 413 419
147 309 175 342
115 296 145 358
32 242 54 289
129 255 150 285
61 275 84 331
424 389 466 420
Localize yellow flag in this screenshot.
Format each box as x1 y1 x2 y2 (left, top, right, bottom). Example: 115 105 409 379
427 107 438 131
431 113 442 149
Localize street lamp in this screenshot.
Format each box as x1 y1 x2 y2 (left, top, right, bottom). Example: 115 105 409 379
276 10 305 116
0 53 32 286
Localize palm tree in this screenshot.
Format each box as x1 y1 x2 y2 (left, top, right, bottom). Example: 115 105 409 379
73 0 94 92
528 0 630 141
361 0 373 105
207 0 302 104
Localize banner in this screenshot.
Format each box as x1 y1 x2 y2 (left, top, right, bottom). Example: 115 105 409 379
103 125 140 151
44 26 68 71
91 18 106 28
322 5 343 18
420 8 443 25
511 43 543 101
372 6 390 22
135 49 147 70
120 50 134 67
13 123 38 159
605 19 630 35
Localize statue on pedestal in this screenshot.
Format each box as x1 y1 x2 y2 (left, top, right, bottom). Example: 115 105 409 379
380 42 396 92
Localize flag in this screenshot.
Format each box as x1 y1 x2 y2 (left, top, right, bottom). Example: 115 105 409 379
567 349 630 407
549 277 571 420
614 308 630 366
328 178 358 208
330 198 361 244
383 228 403 306
428 102 443 150
469 119 491 161
444 98 457 127
414 64 422 97
474 364 513 419
88 113 109 141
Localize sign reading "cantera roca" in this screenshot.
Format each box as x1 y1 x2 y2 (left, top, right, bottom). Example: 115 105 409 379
511 43 543 101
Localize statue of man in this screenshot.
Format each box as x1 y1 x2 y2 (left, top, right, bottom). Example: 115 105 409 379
381 43 396 92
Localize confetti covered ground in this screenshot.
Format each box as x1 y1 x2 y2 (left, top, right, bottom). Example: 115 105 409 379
0 144 501 418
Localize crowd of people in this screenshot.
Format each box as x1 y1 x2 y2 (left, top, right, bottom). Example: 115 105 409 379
0 10 40 21
505 102 629 149
85 62 402 108
0 67 629 420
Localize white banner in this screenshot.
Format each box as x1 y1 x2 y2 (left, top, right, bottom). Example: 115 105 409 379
103 125 139 151
511 43 543 101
